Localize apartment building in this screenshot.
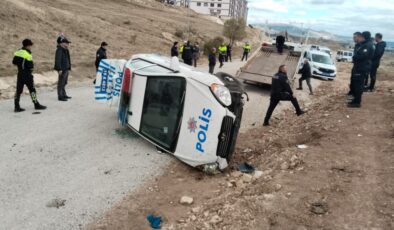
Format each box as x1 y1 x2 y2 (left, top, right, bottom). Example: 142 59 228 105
185 0 248 20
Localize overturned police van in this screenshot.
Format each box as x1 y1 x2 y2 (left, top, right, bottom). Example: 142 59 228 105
95 54 247 170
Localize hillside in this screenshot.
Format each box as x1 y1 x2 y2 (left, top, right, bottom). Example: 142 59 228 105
0 0 260 78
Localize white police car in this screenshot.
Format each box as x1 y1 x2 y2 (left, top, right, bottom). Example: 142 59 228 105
303 50 337 80
95 54 246 170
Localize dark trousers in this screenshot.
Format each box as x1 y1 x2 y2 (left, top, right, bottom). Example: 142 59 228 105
193 58 198 67
241 52 249 61
219 54 225 67
350 73 366 105
15 73 37 105
264 93 302 124
209 65 215 74
58 70 69 98
277 44 284 54
183 59 192 66
369 62 379 90
227 52 232 62
299 76 313 93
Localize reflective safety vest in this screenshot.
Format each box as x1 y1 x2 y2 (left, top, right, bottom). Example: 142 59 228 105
179 45 184 54
243 44 251 52
14 49 33 61
218 45 227 54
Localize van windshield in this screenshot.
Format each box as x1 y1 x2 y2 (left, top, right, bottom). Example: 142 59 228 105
312 54 333 65
140 77 186 152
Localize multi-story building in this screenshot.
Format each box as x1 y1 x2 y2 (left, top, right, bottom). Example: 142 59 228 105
183 0 248 21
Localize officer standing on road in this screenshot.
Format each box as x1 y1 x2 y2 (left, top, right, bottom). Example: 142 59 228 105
54 37 72 101
218 42 227 68
241 42 251 61
181 41 193 66
208 47 217 74
171 41 179 57
192 42 200 67
12 39 47 112
263 65 305 126
276 34 286 54
367 33 386 92
348 31 375 108
226 43 232 62
297 59 313 95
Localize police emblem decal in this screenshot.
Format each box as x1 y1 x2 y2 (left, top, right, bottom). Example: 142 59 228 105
187 117 197 133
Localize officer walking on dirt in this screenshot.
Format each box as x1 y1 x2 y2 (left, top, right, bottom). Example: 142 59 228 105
208 48 217 74
366 33 386 92
54 37 72 101
226 43 232 62
348 31 375 108
218 42 227 68
241 42 251 61
263 65 305 126
12 39 47 112
95 42 108 71
297 59 313 95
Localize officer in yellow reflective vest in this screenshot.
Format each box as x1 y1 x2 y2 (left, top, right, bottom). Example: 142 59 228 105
241 42 252 61
218 43 227 68
12 39 46 112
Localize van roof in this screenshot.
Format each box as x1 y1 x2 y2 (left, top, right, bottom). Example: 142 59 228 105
131 53 223 86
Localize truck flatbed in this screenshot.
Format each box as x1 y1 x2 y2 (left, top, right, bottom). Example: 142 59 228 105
237 45 302 85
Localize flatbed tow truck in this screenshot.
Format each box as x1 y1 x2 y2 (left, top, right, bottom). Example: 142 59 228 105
237 44 303 85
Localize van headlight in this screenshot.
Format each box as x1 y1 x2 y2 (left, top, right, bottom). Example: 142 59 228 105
210 83 232 106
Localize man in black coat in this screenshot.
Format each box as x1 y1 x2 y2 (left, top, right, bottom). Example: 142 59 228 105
181 41 193 66
208 48 217 74
276 35 286 54
367 33 386 91
95 42 108 71
171 41 179 57
54 37 72 101
12 39 46 112
297 59 313 95
263 65 305 126
348 31 375 108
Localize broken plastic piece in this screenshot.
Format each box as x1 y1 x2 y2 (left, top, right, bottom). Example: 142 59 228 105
239 162 255 174
147 214 162 229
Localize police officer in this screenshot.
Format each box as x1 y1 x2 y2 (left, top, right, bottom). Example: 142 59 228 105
226 43 232 62
208 47 217 74
54 37 72 101
218 43 227 68
171 41 179 57
95 41 108 71
348 32 362 98
348 31 374 108
181 41 193 66
297 59 313 95
368 33 386 92
241 42 251 61
192 42 200 67
276 34 286 54
263 65 305 126
12 39 47 112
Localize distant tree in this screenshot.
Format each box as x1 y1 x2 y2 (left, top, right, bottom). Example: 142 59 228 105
203 36 224 56
223 18 247 44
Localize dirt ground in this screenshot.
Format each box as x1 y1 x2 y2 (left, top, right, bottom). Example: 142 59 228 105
88 55 394 230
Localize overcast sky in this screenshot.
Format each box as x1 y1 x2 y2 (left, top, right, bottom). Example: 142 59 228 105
247 0 394 40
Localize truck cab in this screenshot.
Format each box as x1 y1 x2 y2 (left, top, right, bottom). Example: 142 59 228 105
96 54 246 170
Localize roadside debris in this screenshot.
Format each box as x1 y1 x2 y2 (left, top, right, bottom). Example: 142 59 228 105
239 162 255 174
310 201 329 215
146 214 162 229
297 144 308 149
46 198 66 208
180 196 194 205
32 112 41 115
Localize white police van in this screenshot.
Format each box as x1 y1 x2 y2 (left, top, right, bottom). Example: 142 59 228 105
303 50 337 80
95 54 246 170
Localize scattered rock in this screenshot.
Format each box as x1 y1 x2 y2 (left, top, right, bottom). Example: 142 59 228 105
253 170 263 179
46 198 66 208
263 193 275 200
242 173 253 183
280 162 289 170
274 184 282 191
203 211 210 217
297 144 308 149
209 215 223 224
190 215 197 221
310 202 329 215
242 148 253 153
191 206 201 213
180 196 194 205
230 171 242 178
